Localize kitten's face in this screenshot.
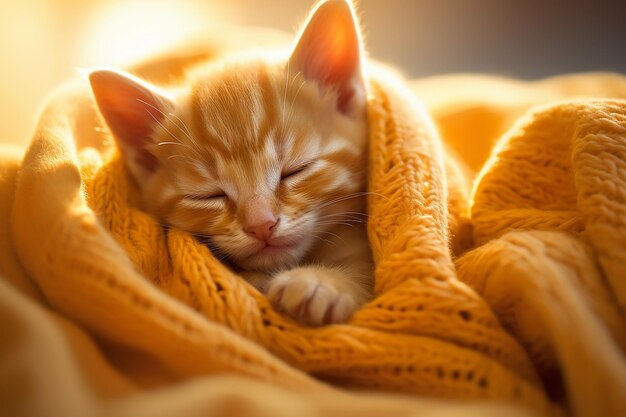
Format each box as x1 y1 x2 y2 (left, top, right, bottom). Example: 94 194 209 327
90 0 368 272
144 62 368 271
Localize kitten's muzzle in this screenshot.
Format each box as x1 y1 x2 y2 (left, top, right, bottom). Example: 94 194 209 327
241 194 279 243
244 218 279 242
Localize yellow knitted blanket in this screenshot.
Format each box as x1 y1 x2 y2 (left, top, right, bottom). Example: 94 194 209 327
2 46 626 417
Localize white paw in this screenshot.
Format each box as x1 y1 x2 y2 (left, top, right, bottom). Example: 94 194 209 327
267 268 359 326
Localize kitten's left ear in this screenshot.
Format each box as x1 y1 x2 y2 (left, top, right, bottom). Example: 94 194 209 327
290 0 365 115
89 69 173 184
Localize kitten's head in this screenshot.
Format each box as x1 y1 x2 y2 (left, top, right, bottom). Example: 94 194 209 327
90 0 368 272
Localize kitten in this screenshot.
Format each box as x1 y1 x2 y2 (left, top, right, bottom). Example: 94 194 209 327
89 0 373 326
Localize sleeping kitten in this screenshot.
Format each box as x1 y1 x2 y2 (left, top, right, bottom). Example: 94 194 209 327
89 0 373 325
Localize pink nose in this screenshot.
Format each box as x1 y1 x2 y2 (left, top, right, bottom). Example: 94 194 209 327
244 217 278 242
241 194 279 242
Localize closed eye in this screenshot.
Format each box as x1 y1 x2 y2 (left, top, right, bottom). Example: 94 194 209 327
281 161 313 181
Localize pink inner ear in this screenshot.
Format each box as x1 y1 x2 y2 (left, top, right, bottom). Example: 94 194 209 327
290 0 364 113
90 70 170 173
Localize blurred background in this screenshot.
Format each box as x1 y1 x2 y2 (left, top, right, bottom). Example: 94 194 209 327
1 0 625 146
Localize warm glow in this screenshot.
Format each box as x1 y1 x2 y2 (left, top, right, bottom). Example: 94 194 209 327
80 1 216 66
0 0 232 147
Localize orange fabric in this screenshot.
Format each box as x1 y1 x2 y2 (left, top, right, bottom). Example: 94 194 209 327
2 43 626 417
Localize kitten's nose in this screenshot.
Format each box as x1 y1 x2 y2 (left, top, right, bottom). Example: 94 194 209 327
242 195 278 242
244 217 278 242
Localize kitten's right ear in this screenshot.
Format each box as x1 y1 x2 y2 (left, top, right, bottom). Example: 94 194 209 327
89 69 173 182
290 0 365 114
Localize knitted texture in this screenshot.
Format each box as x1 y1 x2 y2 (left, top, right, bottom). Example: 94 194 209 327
78 77 547 408
6 50 626 416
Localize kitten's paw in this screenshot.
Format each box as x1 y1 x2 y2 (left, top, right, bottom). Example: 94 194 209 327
267 268 359 326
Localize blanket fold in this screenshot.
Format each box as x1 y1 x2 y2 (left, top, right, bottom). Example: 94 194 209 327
2 43 626 417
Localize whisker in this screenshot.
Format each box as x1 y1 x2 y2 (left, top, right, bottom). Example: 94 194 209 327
140 104 185 144
318 218 366 225
309 233 336 247
315 193 368 211
317 191 389 211
317 212 369 221
193 236 231 261
317 221 360 228
314 229 344 241
155 141 200 154
168 112 193 140
316 213 368 221
319 218 367 225
319 210 370 216
285 74 305 127
282 60 290 125
138 99 205 158
136 98 167 117
319 219 367 226
313 231 345 247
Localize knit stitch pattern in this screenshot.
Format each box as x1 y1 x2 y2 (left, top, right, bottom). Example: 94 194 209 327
8 50 626 416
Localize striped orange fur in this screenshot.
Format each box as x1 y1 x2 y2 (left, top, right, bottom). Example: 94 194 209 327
90 0 373 325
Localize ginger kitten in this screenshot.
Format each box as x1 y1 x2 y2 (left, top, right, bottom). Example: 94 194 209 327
89 0 373 325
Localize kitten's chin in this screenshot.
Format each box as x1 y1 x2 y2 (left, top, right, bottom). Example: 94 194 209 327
233 240 311 272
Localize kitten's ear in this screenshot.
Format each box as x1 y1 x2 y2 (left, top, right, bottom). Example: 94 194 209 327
89 69 173 182
290 0 365 114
